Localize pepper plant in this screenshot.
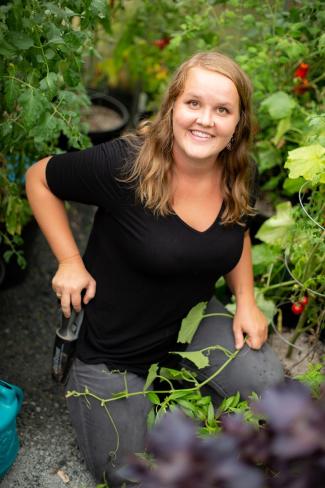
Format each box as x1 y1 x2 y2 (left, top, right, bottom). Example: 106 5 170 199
0 0 113 266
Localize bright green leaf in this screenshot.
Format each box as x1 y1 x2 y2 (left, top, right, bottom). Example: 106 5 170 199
284 145 325 184
261 91 296 120
177 301 207 344
144 363 158 391
256 201 294 247
272 117 291 146
169 350 209 369
283 176 305 195
147 391 161 405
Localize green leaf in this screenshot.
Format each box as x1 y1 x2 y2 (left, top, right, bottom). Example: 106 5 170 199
147 391 161 405
256 201 294 247
169 390 194 401
3 250 13 263
90 0 109 19
0 39 16 57
254 289 276 323
282 176 305 195
7 31 34 50
272 117 291 146
170 350 210 369
158 367 190 381
177 301 207 344
252 244 280 270
147 408 156 429
5 78 19 112
39 72 60 100
284 145 325 184
207 402 215 424
176 399 197 412
261 91 296 120
144 363 158 391
276 38 307 59
256 140 280 173
18 89 45 128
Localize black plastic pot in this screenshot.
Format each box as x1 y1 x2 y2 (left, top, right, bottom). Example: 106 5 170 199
58 92 130 151
87 92 130 145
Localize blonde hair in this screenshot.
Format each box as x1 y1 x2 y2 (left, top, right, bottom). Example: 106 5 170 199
122 51 256 225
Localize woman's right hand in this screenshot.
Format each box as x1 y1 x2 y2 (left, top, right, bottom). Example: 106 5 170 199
52 255 96 317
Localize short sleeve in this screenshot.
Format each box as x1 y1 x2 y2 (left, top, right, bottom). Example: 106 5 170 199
45 138 130 210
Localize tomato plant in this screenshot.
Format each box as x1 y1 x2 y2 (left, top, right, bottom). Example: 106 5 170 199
0 0 113 266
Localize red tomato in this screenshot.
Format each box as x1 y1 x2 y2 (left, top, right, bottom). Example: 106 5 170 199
299 296 308 306
294 63 309 79
291 302 304 315
153 37 170 50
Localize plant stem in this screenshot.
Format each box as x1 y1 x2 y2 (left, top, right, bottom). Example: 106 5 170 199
202 312 233 319
261 280 296 292
286 310 308 358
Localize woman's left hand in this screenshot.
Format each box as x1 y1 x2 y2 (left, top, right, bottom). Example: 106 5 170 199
232 303 268 350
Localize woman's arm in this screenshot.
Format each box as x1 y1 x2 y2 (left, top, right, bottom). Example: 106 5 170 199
225 231 268 350
25 158 96 317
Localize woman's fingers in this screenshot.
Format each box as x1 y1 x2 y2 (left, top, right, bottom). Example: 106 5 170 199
60 291 73 318
83 279 96 305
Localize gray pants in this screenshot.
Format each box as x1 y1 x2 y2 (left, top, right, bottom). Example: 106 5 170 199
65 297 284 486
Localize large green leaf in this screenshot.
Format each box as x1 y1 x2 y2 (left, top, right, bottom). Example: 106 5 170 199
284 145 325 184
177 301 207 344
261 91 296 120
7 31 34 50
256 201 294 247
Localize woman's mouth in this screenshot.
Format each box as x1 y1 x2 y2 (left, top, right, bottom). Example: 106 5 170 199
189 129 214 140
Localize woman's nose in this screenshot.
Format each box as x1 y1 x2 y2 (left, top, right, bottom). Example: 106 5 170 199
196 110 215 127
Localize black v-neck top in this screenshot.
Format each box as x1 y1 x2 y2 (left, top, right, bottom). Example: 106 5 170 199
46 137 246 376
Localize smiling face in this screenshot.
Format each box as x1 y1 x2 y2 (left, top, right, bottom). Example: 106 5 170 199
172 67 240 168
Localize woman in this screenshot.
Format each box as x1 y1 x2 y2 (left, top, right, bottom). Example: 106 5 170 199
26 51 284 486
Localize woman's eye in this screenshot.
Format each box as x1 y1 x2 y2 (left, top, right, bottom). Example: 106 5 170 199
187 100 199 108
217 107 228 114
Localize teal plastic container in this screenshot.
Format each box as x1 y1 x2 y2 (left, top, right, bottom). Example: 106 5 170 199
0 380 24 478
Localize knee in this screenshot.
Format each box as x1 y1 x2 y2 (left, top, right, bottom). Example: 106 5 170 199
238 344 285 398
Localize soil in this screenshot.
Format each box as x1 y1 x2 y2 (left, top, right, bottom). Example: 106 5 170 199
0 202 323 487
81 105 123 132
